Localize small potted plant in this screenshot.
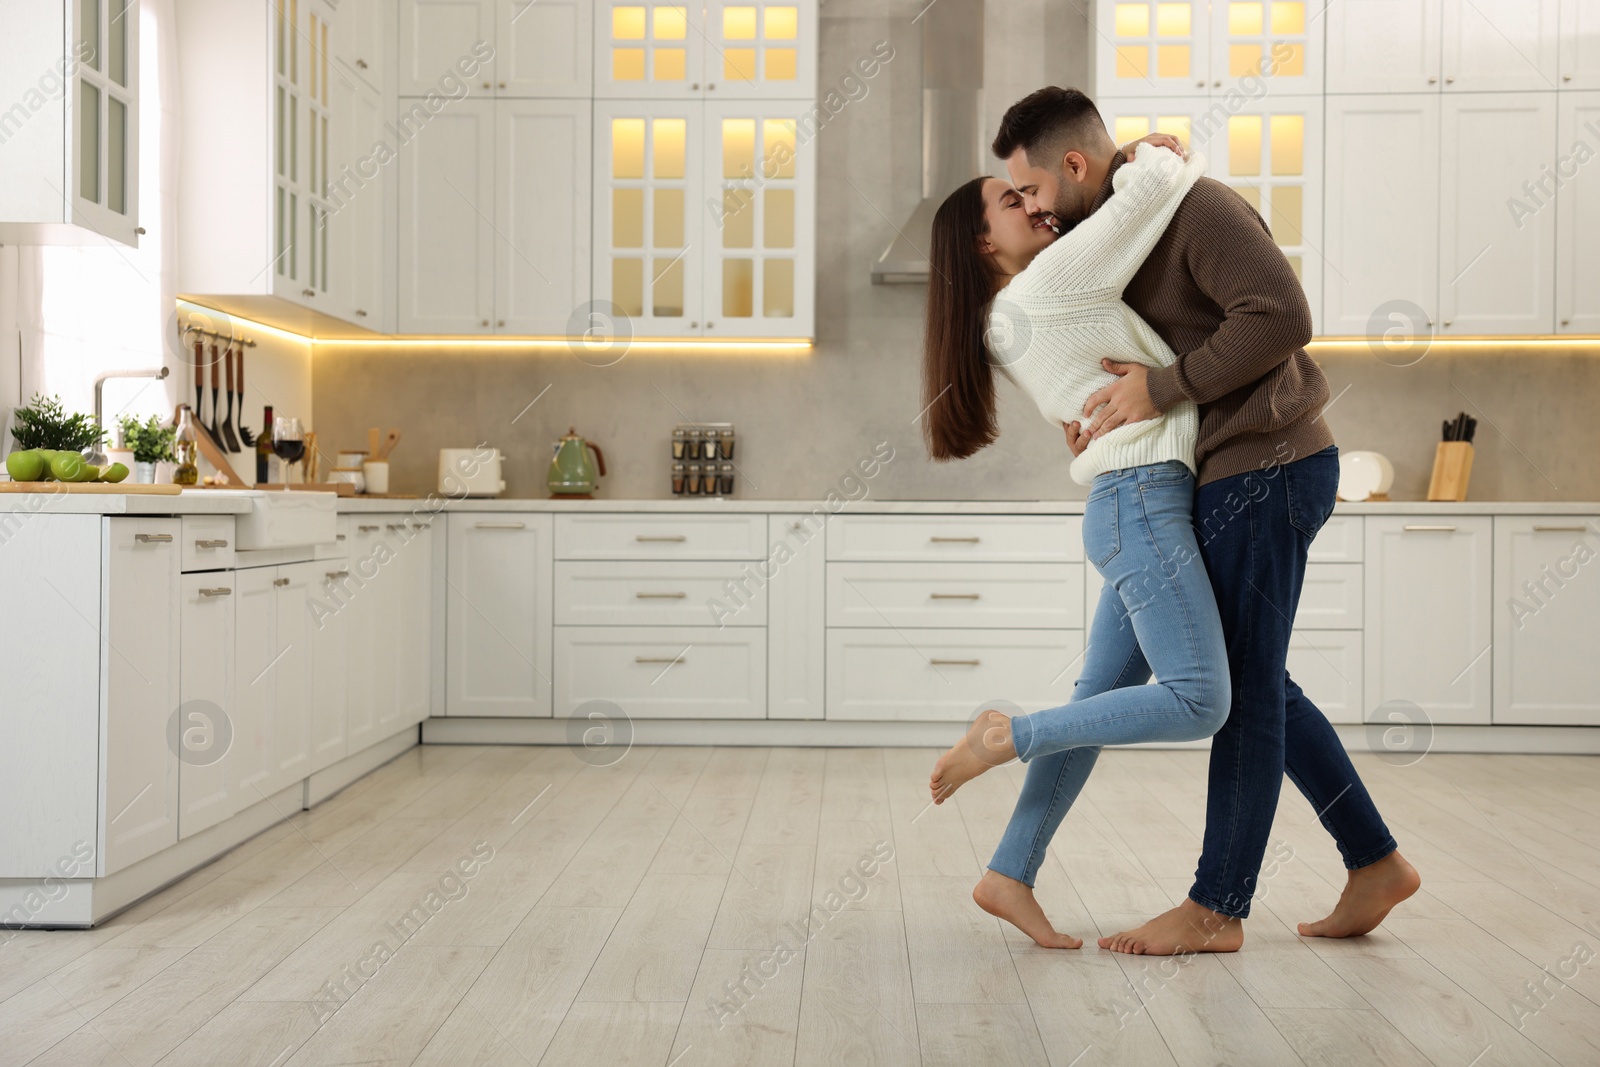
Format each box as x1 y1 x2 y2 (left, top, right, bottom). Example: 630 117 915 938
118 414 176 484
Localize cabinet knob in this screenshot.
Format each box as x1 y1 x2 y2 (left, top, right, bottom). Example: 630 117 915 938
482 81 490 89
1443 319 1452 327
691 82 700 90
1562 318 1571 326
1565 74 1573 81
1196 80 1205 88
705 321 714 329
1428 76 1437 83
355 308 367 317
302 288 316 298
1445 76 1454 83
480 319 489 327
356 58 368 69
135 226 147 235
499 81 506 89
708 83 716 90
1213 80 1221 87
274 577 291 587
689 321 698 328
497 319 505 327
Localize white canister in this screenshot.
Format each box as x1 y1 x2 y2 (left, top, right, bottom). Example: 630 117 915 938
330 466 366 493
362 460 389 495
335 450 369 470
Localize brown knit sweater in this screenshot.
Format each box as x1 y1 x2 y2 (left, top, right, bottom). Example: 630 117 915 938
1094 152 1334 486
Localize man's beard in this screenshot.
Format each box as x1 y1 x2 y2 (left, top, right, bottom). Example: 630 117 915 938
1050 184 1089 226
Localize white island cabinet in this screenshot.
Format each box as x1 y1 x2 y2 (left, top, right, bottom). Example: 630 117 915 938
1493 517 1600 725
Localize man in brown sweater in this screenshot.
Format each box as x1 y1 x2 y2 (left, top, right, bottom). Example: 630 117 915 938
994 86 1420 954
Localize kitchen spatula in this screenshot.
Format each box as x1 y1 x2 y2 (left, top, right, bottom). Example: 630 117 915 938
220 343 241 452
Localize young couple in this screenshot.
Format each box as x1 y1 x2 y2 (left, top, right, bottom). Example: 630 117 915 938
919 87 1421 954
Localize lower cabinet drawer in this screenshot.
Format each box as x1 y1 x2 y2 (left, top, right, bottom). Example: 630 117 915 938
181 515 236 572
826 562 1083 629
1293 563 1364 629
555 560 767 626
825 627 1085 721
553 625 766 719
554 513 768 560
1287 630 1364 725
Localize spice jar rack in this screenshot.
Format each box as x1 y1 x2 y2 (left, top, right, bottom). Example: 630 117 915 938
670 422 736 497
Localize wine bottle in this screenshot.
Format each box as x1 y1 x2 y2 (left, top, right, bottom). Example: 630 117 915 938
256 405 275 484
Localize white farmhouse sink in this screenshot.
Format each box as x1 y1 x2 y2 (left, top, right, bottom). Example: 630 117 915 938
222 490 339 550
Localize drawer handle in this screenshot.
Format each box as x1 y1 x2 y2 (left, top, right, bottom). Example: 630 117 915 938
387 524 405 531
134 533 174 544
636 591 688 599
637 535 688 542
412 523 432 530
273 577 291 587
358 524 381 532
1532 525 1590 533
636 655 686 664
476 522 526 530
326 570 350 580
930 592 981 600
337 534 346 541
929 536 980 543
930 657 981 666
1402 525 1457 532
195 538 230 549
199 587 232 597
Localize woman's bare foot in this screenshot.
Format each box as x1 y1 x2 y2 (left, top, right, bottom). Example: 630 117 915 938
1098 899 1244 955
973 870 1082 949
929 709 1016 804
1298 851 1420 938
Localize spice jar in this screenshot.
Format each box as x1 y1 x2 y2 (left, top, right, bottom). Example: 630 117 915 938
671 462 686 495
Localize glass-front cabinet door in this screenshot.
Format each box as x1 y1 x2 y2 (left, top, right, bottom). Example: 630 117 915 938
593 101 703 334
702 100 813 336
1095 1 1211 97
594 2 707 98
73 0 140 245
272 0 335 310
702 2 816 99
1209 0 1323 96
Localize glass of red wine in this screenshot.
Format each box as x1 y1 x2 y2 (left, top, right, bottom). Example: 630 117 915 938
273 416 306 484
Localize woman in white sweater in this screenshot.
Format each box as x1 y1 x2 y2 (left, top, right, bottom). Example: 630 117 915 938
918 142 1230 950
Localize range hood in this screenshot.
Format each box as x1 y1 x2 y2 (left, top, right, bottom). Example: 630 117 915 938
871 0 986 284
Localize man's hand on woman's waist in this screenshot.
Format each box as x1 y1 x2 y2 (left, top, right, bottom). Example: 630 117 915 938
1081 359 1160 442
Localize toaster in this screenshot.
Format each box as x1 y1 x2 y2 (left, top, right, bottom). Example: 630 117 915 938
438 447 506 497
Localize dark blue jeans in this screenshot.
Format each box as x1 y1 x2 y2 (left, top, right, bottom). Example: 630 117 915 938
1188 446 1398 919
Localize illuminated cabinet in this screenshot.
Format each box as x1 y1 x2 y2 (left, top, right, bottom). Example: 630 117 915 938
1091 0 1323 99
593 99 814 337
0 0 140 246
595 1 817 100
1097 96 1322 329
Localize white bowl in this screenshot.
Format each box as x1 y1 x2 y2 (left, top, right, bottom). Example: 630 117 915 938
1338 451 1394 501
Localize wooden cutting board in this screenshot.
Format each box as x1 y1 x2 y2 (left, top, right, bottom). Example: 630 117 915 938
0 481 183 495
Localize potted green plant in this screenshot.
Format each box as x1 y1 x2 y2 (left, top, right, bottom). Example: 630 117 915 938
117 414 176 484
9 394 103 455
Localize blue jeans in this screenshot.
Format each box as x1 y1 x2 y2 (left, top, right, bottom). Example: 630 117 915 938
989 461 1229 887
1188 446 1397 919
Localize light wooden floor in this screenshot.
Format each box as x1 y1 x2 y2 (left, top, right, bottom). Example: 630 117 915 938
4 744 1599 1066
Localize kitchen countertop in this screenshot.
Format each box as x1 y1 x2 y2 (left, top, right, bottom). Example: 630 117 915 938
2 489 1598 516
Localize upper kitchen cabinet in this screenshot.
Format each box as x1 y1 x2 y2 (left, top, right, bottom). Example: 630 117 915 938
1439 93 1557 335
331 0 389 94
592 98 813 337
1556 92 1600 333
398 0 593 98
1091 0 1323 99
595 1 817 99
1322 95 1440 335
1562 0 1600 89
176 0 388 334
1329 0 1562 93
0 0 140 247
397 97 496 332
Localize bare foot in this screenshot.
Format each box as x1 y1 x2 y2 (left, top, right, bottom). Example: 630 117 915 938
1298 851 1420 938
973 870 1082 949
1098 899 1244 955
929 710 1016 804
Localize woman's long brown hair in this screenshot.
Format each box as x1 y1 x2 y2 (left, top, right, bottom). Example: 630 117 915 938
922 177 1000 461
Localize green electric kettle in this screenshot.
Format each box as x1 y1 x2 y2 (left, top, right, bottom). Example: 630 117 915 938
547 427 607 497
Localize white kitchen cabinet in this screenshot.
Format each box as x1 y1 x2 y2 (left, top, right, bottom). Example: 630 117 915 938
553 625 766 717
1206 0 1324 97
343 519 393 750
399 0 589 97
1092 0 1322 99
827 562 1084 630
1556 92 1600 334
232 567 276 804
496 99 593 334
397 97 496 332
768 513 825 720
446 514 554 716
333 0 389 94
1442 0 1560 91
396 519 435 726
328 73 389 328
1322 95 1440 336
1288 629 1364 724
1561 0 1600 89
1364 517 1492 726
595 0 815 100
554 560 768 626
1326 0 1441 93
1493 517 1600 725
1292 563 1364 629
398 0 497 95
178 574 237 839
0 0 140 246
99 520 180 876
1439 94 1557 335
310 561 350 772
270 563 315 792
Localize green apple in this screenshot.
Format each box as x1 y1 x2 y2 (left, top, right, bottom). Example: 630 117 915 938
99 462 129 483
5 450 46 482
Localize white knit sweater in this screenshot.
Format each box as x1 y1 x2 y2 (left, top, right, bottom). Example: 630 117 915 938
988 146 1206 486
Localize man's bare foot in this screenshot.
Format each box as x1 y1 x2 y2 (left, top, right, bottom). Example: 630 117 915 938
973 870 1082 949
1298 851 1420 938
1098 898 1244 955
929 709 1016 804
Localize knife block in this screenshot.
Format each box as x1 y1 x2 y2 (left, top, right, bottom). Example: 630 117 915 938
1426 442 1474 501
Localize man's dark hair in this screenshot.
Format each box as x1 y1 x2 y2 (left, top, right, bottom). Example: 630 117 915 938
992 86 1112 164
